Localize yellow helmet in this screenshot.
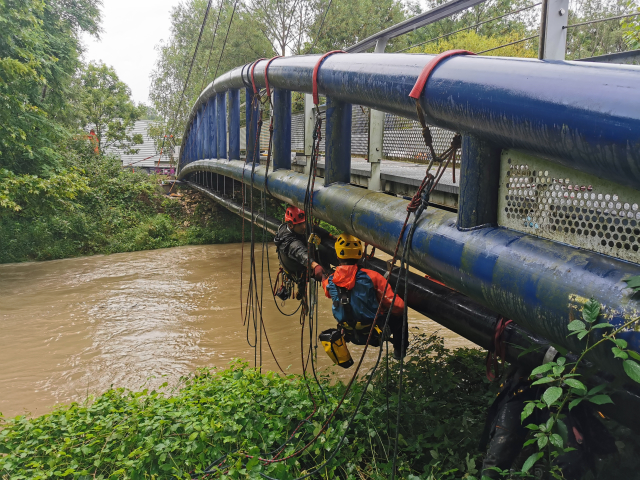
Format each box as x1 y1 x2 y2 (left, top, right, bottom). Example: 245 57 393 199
335 233 363 260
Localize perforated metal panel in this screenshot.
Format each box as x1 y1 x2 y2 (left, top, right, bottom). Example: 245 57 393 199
499 150 640 264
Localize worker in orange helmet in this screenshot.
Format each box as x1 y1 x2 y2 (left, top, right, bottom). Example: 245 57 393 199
274 205 334 295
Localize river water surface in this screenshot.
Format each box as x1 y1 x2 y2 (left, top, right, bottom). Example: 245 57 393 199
0 244 475 418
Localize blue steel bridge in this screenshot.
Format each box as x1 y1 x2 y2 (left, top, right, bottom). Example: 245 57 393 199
174 0 640 428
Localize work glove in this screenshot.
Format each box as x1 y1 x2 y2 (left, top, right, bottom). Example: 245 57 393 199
313 264 325 281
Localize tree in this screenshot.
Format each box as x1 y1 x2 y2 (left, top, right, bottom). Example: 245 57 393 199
412 30 537 57
0 0 101 175
74 62 144 154
247 0 315 55
306 0 407 52
149 0 272 144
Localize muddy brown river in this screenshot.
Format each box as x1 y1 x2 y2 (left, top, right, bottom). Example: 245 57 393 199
0 244 475 418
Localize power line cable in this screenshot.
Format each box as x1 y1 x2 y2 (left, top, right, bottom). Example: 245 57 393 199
563 10 640 29
307 0 334 54
166 0 214 152
212 0 240 82
476 33 538 54
395 2 542 53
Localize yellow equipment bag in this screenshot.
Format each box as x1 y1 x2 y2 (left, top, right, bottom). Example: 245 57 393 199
319 329 354 368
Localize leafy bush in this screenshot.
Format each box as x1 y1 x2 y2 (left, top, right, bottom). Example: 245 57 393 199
0 335 495 479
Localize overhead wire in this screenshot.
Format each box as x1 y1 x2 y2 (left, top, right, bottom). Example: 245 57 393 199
307 0 334 54
166 0 214 147
563 10 640 29
394 2 542 53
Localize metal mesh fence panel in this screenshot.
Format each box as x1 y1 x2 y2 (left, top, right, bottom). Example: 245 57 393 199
383 114 459 163
292 111 305 152
351 106 369 157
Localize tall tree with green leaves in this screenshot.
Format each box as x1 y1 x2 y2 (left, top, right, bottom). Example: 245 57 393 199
0 0 101 175
306 0 407 52
73 62 144 154
150 0 273 144
247 0 315 55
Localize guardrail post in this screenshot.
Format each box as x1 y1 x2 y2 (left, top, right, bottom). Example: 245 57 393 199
246 88 260 164
457 134 501 230
189 124 196 163
217 92 227 160
367 38 388 191
196 107 204 159
209 97 218 159
203 103 210 159
228 89 240 160
538 0 569 60
303 93 314 174
324 97 352 186
273 88 291 170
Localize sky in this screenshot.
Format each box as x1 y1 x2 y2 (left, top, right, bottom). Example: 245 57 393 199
82 0 180 105
82 0 433 106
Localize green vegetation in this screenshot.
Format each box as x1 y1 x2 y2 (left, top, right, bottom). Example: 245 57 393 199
0 0 248 264
0 150 248 263
73 62 145 155
0 335 498 479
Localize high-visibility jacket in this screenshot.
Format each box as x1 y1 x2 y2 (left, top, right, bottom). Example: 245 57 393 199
322 264 405 326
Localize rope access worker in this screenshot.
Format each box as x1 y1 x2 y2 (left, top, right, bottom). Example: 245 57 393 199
320 234 408 367
273 206 333 298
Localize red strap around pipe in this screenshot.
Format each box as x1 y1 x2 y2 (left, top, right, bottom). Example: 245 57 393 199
312 50 346 106
250 58 267 95
408 49 475 100
264 55 282 100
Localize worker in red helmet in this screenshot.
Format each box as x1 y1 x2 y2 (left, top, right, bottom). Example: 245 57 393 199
274 205 334 286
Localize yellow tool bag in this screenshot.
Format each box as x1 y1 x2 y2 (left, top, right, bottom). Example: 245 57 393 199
319 328 354 368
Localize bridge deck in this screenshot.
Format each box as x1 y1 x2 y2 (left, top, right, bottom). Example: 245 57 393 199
291 156 460 209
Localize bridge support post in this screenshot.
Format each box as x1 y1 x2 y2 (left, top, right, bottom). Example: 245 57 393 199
209 97 218 159
246 88 260 164
367 37 387 191
324 97 352 186
228 89 240 160
196 107 204 159
303 93 314 175
368 109 384 191
203 103 210 159
273 88 291 171
457 134 501 230
538 0 569 60
217 93 227 160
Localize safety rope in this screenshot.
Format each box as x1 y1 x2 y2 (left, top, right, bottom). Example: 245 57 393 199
199 50 472 479
486 317 513 381
409 50 474 175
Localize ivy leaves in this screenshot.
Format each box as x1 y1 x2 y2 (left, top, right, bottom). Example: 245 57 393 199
518 299 640 476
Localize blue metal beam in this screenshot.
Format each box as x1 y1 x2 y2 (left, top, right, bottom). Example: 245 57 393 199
324 96 352 186
217 92 227 159
457 135 502 229
183 54 640 190
178 159 640 377
228 89 240 160
272 88 291 170
204 101 212 159
209 97 218 159
246 88 260 164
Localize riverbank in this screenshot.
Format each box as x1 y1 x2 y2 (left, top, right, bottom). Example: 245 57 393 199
0 155 247 264
0 335 496 480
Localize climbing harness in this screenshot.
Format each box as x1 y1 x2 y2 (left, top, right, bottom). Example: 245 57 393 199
200 50 472 480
